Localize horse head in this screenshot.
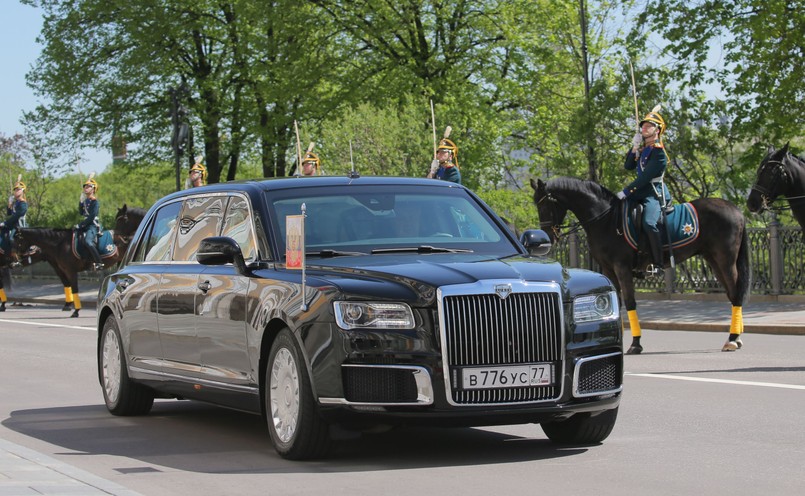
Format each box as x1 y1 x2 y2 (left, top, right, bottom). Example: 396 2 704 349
748 143 791 213
115 204 146 239
530 178 568 243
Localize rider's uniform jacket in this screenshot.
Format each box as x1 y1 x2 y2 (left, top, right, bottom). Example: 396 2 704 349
78 198 101 231
435 162 461 184
622 142 671 203
3 199 27 232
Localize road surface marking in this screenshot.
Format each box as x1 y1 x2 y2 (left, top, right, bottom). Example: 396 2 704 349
0 318 93 331
627 372 805 390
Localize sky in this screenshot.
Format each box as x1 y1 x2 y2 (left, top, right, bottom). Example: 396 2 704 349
1 1 110 171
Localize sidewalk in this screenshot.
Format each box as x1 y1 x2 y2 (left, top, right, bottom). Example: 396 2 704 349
0 438 141 496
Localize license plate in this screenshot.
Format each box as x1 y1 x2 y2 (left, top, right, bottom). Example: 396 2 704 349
460 363 553 390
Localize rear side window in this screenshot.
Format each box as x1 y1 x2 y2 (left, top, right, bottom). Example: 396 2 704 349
221 196 256 261
140 201 182 262
174 196 226 261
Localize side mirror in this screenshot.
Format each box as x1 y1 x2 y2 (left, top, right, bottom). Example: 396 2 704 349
197 236 250 274
520 229 552 256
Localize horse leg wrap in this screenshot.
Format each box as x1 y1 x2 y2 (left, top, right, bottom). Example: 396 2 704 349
0 288 6 303
627 309 641 338
64 287 74 303
729 306 744 335
73 294 82 311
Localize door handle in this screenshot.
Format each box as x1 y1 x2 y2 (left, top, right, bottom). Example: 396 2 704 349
198 280 212 293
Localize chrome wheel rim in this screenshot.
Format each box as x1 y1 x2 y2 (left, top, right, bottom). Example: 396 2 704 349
270 348 299 443
102 328 122 404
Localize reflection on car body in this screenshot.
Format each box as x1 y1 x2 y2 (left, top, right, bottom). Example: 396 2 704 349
96 175 623 460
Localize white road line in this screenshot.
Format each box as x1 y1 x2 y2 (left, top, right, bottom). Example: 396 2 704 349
627 372 805 390
0 318 94 331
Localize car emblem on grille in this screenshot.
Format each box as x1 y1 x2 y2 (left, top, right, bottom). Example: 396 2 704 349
494 284 512 300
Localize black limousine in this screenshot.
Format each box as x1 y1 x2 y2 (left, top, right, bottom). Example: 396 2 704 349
97 175 623 459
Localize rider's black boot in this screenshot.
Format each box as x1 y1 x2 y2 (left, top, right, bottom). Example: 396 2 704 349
645 229 664 277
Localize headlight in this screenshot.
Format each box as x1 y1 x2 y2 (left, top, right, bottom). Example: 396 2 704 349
573 291 619 323
333 302 415 329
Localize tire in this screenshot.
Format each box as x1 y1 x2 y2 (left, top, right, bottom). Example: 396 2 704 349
265 329 331 460
99 316 154 416
541 407 618 444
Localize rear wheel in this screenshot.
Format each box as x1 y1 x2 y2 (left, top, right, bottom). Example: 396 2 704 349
266 329 331 460
541 407 618 444
99 316 154 415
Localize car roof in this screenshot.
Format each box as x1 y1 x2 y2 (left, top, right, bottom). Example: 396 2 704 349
157 175 467 203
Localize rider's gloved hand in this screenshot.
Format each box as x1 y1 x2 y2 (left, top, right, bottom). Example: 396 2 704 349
73 224 80 230
631 132 642 151
428 159 440 176
616 191 626 200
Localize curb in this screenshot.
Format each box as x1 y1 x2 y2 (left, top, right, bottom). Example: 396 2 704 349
629 321 805 335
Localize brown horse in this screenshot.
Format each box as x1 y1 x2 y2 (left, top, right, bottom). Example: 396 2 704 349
532 177 751 354
15 204 145 317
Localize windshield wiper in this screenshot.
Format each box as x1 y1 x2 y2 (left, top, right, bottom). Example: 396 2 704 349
371 245 473 254
306 249 368 258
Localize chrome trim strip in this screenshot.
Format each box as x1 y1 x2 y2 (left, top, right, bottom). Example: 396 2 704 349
129 366 259 394
438 280 566 407
318 364 433 406
572 351 623 398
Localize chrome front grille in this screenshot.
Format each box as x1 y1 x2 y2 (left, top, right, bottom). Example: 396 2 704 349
439 282 564 405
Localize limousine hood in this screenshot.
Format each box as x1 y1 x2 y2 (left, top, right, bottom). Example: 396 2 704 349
304 254 607 303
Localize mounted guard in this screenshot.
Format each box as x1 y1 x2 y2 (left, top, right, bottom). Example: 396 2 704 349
75 176 105 271
0 177 28 268
616 105 672 277
428 126 461 184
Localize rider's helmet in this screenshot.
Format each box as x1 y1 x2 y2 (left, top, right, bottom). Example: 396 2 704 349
640 105 666 136
13 180 25 192
83 178 99 193
437 137 459 168
300 151 320 176
190 159 207 183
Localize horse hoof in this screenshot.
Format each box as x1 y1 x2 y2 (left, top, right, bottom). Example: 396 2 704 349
70 311 79 318
0 303 5 312
722 341 739 352
62 304 72 312
736 337 743 349
626 344 643 355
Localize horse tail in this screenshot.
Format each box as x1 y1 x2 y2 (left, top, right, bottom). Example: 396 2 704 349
735 224 752 307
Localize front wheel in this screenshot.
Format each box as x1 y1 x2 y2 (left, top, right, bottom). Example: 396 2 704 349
265 329 331 460
99 316 154 416
541 407 618 444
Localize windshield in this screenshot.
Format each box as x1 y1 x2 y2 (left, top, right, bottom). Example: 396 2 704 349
266 184 518 259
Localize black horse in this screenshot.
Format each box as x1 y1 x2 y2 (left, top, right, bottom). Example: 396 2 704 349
531 177 751 354
747 143 805 229
15 204 145 317
0 248 45 311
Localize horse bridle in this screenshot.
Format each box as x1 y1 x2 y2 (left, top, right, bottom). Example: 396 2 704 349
537 192 611 240
751 156 805 212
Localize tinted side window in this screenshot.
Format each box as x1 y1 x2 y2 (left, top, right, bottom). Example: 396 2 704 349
143 201 182 262
221 196 256 261
174 196 226 261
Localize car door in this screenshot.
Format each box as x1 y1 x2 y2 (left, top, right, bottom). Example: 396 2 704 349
157 195 226 379
197 194 255 386
118 200 182 374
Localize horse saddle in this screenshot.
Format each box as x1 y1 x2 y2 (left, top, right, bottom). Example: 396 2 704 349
72 230 118 260
621 201 700 251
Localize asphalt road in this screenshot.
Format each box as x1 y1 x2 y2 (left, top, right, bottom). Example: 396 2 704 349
1 303 804 496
